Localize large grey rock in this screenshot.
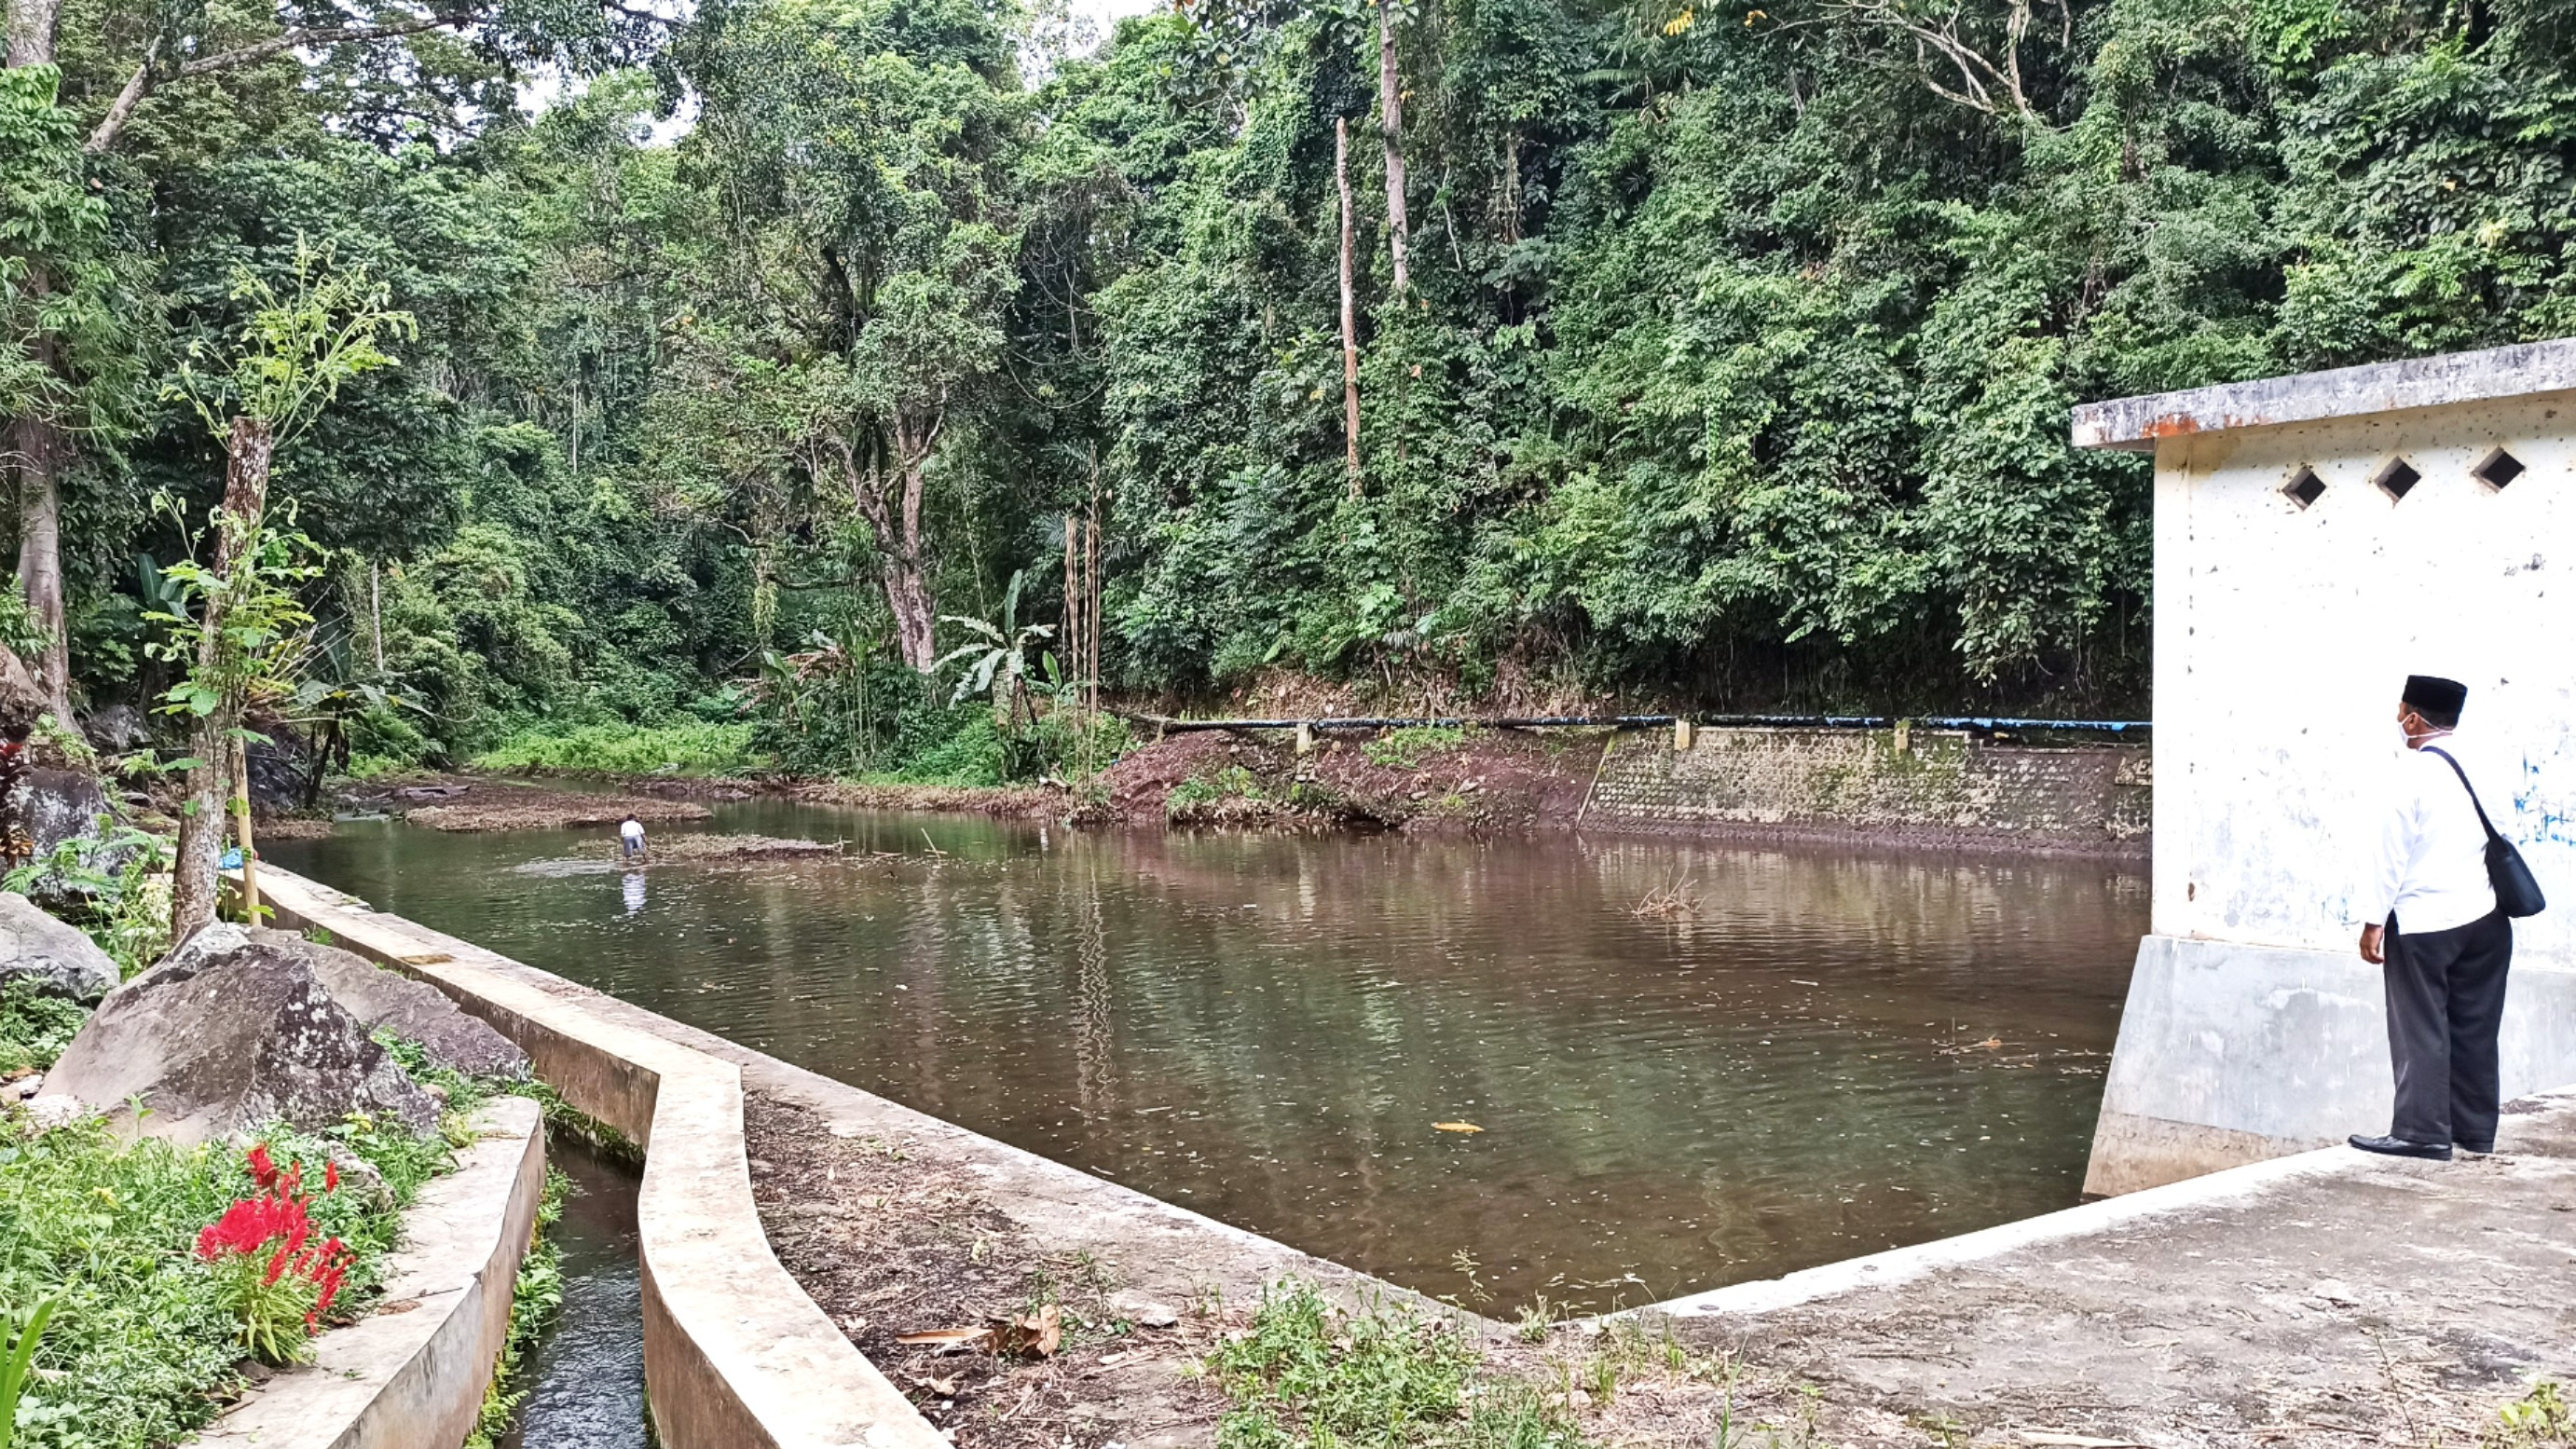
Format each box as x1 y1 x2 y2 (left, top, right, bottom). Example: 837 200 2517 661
81 704 148 754
21 768 114 856
244 927 527 1078
0 891 117 1003
46 927 439 1145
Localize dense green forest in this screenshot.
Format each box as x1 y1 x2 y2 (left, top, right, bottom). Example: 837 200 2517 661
5 0 2572 780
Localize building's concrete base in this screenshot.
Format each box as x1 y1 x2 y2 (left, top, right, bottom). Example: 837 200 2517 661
2084 933 2576 1196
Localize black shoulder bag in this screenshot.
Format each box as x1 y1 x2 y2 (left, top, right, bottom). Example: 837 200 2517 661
2423 746 2548 920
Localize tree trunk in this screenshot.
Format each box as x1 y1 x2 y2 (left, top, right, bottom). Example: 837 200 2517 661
11 402 73 724
1377 7 1408 295
837 430 939 672
882 539 936 673
169 416 275 944
9 0 75 728
1336 117 1362 490
7 0 62 65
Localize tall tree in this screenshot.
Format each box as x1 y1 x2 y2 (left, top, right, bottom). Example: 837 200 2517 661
675 0 1021 671
161 247 407 941
1375 0 1407 294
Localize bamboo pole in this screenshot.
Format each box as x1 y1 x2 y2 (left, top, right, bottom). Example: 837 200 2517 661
1063 511 1080 695
1086 495 1102 719
1336 116 1362 490
231 738 259 921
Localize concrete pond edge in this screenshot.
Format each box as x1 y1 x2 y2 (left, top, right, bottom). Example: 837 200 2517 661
1623 1081 2576 1325
253 867 945 1449
198 1096 545 1448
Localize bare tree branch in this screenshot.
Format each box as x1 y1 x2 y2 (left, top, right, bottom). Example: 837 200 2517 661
87 9 475 154
1808 0 2040 117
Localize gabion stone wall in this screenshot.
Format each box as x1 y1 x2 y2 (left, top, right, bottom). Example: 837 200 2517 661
1583 728 2150 854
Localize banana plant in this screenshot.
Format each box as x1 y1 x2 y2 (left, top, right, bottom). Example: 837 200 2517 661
932 570 1053 734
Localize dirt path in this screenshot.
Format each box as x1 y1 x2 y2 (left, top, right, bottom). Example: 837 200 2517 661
746 1094 1236 1449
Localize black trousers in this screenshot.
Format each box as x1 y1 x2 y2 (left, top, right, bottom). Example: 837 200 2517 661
2382 909 2514 1148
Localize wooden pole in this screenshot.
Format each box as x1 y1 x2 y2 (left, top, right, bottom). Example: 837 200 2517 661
231 737 259 921
1063 511 1080 698
1336 116 1362 492
1087 494 1102 719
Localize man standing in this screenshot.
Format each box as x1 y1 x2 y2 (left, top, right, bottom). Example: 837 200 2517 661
2349 675 2513 1162
620 813 648 865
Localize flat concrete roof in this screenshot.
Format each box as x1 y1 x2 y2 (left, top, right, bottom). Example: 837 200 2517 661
2071 336 2576 450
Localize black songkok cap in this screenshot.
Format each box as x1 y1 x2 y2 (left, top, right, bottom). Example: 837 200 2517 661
2402 675 2468 728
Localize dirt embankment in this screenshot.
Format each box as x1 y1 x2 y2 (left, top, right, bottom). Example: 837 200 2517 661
399 790 712 833
791 780 1061 819
745 1094 1232 1449
1093 726 1602 832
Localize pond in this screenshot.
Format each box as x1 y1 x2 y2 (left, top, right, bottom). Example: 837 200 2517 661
269 803 2144 1309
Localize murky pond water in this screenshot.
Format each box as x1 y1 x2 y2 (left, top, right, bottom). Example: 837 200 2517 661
273 805 2144 1308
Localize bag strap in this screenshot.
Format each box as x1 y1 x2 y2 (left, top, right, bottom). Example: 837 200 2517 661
2422 745 2506 846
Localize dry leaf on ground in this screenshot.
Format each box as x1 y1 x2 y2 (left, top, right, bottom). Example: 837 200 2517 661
991 1305 1062 1358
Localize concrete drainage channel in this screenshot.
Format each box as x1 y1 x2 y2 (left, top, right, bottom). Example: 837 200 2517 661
253 866 943 1449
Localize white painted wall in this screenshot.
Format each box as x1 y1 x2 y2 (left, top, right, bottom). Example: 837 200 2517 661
2150 390 2576 965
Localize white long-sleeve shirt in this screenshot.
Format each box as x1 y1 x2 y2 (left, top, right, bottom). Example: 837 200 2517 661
2355 736 2497 935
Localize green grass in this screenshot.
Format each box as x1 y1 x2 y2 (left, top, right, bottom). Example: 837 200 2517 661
1363 726 1466 770
1206 1280 1585 1449
471 720 760 776
864 712 1008 786
0 1114 437 1449
0 985 88 1076
1169 765 1264 814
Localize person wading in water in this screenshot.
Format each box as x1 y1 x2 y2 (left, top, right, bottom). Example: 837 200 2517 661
2350 675 2515 1162
620 813 647 865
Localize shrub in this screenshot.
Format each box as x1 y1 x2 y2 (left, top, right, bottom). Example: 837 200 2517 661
472 719 760 776
3 824 172 977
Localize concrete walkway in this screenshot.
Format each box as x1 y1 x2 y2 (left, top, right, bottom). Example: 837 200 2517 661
1638 1090 2576 1446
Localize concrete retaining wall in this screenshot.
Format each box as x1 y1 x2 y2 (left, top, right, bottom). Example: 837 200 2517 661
2083 934 2576 1195
255 868 943 1449
200 1097 544 1449
1581 727 2149 853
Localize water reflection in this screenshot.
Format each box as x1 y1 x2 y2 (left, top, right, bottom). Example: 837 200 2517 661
273 807 2143 1307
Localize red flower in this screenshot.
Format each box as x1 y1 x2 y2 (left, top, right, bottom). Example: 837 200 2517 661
198 1144 362 1353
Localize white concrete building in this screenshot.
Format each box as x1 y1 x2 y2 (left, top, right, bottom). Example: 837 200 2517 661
2073 340 2576 1195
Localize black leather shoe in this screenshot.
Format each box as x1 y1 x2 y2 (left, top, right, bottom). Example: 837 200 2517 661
2349 1134 2451 1161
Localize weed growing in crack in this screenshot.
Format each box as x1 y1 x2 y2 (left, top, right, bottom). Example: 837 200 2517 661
2487 1382 2569 1447
1207 1278 1583 1449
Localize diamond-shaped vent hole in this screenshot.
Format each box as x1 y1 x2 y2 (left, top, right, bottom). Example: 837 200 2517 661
2375 458 2421 501
2282 467 2326 510
2474 447 2526 491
